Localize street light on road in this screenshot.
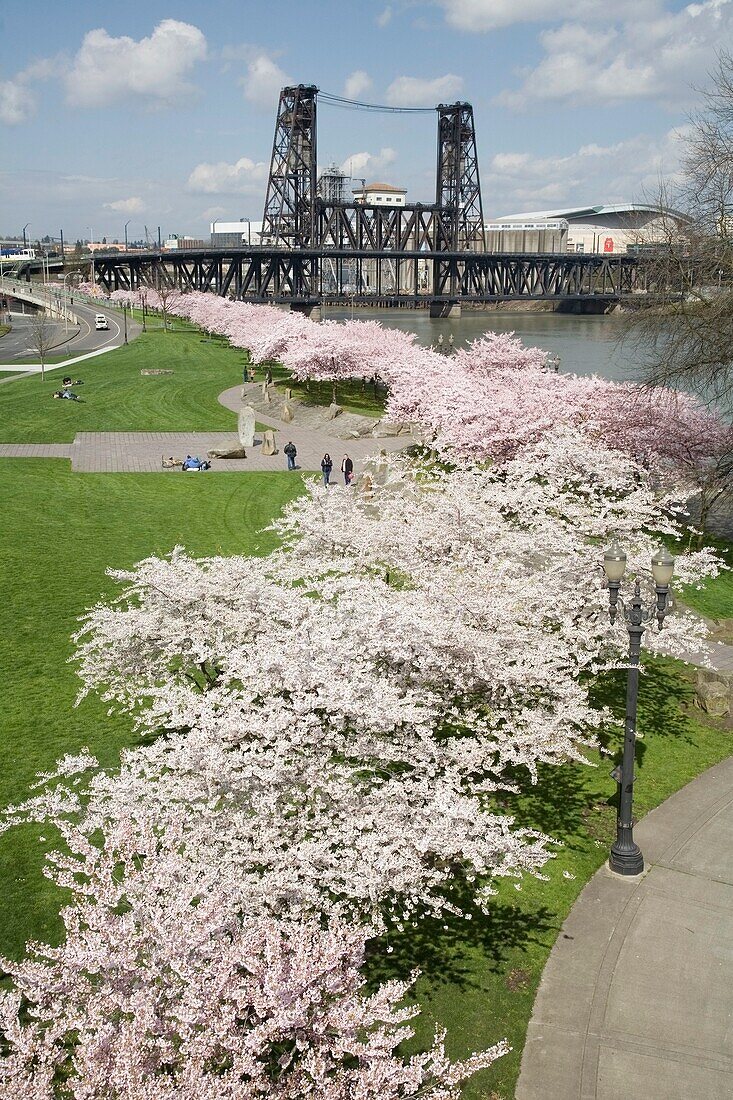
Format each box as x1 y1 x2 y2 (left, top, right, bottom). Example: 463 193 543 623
124 220 130 251
22 223 29 249
603 543 675 875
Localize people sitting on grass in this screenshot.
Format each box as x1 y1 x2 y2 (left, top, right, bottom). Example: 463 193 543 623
62 377 84 388
52 390 81 401
182 455 211 471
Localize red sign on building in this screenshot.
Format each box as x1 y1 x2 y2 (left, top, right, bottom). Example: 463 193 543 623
603 237 614 252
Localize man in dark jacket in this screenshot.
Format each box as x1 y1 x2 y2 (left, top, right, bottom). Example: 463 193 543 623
284 441 297 471
341 453 354 486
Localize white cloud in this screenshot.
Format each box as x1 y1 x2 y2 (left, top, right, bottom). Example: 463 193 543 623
486 128 687 215
437 0 651 32
0 56 60 125
200 205 227 221
239 53 290 110
498 0 733 109
103 196 146 214
377 6 393 26
339 147 398 179
0 79 33 125
344 70 372 99
64 19 207 108
386 73 464 106
187 156 269 194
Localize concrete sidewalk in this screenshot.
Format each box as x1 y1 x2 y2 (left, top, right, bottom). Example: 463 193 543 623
517 755 733 1100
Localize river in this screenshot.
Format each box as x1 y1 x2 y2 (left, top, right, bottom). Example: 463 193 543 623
323 306 638 382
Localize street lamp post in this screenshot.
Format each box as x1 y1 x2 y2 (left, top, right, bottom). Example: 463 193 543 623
603 543 675 875
124 221 130 251
22 223 29 249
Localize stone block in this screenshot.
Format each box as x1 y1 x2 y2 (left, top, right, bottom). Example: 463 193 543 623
325 403 343 420
207 447 246 460
238 405 256 448
281 401 294 423
261 429 278 456
694 668 733 719
372 420 403 438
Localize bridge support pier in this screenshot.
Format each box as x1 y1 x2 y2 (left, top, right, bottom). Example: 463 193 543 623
290 302 321 321
429 300 461 318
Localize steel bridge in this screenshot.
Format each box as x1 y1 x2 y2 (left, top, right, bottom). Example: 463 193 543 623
92 84 643 310
93 246 641 307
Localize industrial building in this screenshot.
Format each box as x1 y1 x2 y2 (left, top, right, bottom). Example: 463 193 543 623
491 204 685 254
210 220 263 248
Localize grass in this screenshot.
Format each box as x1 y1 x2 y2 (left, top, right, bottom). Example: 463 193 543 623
0 460 303 959
0 329 246 441
267 363 387 418
369 658 733 1098
678 535 733 620
0 321 730 1096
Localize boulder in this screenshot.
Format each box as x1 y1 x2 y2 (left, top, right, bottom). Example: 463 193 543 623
694 668 733 720
261 429 278 456
325 403 343 420
238 404 256 448
281 401 294 423
371 420 403 437
207 446 246 460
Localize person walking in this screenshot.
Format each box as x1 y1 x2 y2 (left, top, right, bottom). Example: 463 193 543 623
284 441 297 471
341 453 354 486
321 453 333 487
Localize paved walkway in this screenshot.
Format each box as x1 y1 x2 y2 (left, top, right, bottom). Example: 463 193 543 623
517 755 733 1100
0 385 414 474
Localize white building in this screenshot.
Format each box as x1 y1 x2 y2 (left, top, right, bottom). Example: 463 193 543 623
210 220 263 247
493 204 687 254
352 182 407 207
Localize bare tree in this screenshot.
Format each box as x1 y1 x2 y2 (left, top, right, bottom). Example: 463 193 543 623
151 267 181 333
28 309 56 382
623 53 733 406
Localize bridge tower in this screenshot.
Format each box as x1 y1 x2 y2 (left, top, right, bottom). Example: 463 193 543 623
261 85 318 249
435 102 486 251
432 102 485 313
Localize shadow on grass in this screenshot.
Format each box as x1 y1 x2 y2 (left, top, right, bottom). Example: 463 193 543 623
365 880 556 993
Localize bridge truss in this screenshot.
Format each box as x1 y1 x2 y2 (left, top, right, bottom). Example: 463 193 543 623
91 84 643 305
94 248 642 303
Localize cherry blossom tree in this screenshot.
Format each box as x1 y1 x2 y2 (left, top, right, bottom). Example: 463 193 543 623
0 825 506 1099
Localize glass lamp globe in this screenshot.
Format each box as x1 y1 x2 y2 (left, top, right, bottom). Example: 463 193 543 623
603 542 627 583
651 547 675 586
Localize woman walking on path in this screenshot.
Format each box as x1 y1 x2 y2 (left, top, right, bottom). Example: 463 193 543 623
341 453 354 486
321 453 333 487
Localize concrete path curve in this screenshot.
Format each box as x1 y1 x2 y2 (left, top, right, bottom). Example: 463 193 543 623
517 755 733 1100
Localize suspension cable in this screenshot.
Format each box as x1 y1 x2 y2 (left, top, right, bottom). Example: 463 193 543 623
318 90 436 114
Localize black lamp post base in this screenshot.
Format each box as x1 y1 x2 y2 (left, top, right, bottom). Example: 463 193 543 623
609 841 644 876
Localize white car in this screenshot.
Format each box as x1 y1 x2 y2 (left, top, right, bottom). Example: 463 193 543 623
95 314 108 330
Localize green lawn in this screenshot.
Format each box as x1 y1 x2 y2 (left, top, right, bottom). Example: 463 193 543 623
381 658 733 1098
0 321 731 1098
0 329 245 441
0 461 302 959
679 535 733 620
267 363 387 418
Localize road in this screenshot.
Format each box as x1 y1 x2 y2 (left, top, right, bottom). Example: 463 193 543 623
0 283 135 368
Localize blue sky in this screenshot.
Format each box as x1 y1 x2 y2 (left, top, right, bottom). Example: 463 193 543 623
1 0 730 242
